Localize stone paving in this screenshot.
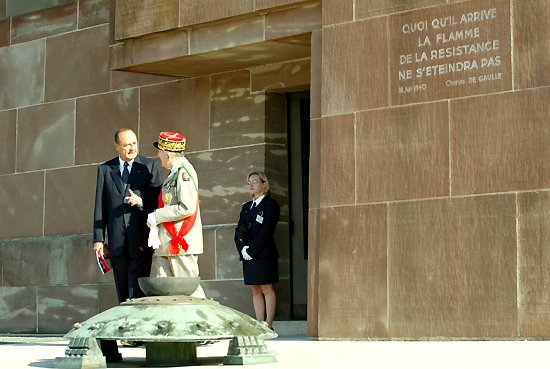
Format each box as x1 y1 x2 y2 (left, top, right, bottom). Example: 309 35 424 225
1 335 550 368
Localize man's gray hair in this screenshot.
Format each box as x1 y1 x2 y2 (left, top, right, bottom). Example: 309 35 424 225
168 151 185 158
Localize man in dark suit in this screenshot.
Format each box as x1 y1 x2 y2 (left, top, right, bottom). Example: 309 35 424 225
93 128 163 301
92 128 162 361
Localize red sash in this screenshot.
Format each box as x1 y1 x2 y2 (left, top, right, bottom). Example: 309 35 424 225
158 192 199 255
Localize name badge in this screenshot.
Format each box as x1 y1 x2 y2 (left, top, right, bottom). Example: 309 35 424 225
256 214 264 224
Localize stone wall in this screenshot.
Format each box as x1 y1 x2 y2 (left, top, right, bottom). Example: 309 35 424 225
0 0 308 333
310 0 550 339
2 0 550 341
0 0 74 19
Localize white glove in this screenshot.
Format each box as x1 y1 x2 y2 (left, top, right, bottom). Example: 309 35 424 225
148 224 161 249
147 212 157 228
147 212 160 249
242 246 252 260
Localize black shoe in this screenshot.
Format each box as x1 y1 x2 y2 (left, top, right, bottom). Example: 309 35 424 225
100 339 122 362
105 352 123 362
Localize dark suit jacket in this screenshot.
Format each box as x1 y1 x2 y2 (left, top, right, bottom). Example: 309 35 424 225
234 196 280 260
93 155 163 257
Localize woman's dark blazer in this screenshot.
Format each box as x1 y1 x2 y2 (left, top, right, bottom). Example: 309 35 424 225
234 196 280 261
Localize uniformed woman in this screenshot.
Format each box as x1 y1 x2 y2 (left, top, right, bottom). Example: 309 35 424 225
234 171 280 329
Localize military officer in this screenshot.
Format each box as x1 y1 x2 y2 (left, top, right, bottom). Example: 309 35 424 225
146 131 205 298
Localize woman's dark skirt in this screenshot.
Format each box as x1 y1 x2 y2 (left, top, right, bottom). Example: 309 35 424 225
243 258 279 285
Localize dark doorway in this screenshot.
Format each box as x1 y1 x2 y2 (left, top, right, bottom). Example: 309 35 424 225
287 91 310 320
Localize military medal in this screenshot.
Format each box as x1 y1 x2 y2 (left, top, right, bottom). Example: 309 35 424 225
163 192 172 204
182 171 190 181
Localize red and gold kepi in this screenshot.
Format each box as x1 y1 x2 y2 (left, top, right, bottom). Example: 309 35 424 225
154 131 186 152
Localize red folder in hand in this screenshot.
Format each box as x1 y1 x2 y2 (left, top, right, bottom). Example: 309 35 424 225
96 249 111 274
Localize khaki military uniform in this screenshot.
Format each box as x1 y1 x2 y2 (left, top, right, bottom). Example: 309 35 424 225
151 156 205 298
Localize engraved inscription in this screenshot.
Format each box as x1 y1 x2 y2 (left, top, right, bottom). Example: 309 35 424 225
390 0 511 104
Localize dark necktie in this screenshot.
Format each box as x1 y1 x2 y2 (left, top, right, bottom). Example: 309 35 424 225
251 201 256 212
122 162 130 184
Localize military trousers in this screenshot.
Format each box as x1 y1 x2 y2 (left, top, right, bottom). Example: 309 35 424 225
151 253 205 298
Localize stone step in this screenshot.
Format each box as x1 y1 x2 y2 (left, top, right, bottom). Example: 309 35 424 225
271 321 307 337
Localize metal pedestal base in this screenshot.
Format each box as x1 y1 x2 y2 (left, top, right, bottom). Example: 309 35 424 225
146 341 197 367
54 337 106 369
224 336 277 365
54 294 277 367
